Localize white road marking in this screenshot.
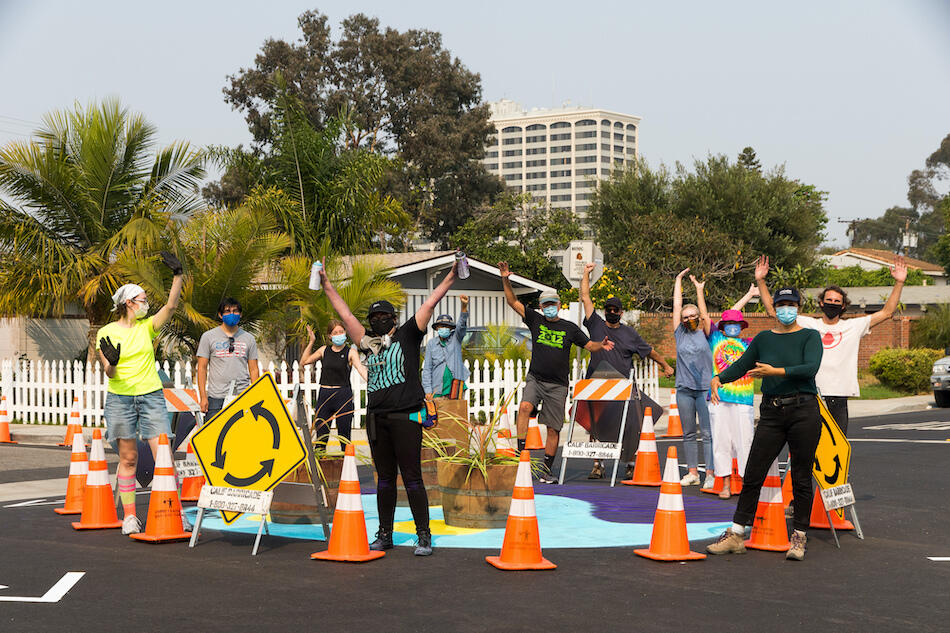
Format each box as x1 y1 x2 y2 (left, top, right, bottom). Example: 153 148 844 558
928 557 950 562
849 438 950 444
0 572 84 603
863 421 950 431
0 478 68 503
2 498 64 508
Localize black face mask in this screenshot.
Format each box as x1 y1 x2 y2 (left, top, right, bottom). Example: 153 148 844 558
605 312 621 324
821 303 845 319
370 316 395 336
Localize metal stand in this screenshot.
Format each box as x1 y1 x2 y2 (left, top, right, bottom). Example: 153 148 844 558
251 513 270 556
188 508 204 549
291 384 332 541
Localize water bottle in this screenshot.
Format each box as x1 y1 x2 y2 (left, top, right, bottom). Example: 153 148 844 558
308 261 323 291
455 252 470 280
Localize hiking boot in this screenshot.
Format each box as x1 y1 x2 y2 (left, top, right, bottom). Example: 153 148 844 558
537 471 558 484
414 529 433 556
369 527 393 551
588 462 605 479
121 514 142 535
786 531 806 561
706 529 747 555
680 472 700 486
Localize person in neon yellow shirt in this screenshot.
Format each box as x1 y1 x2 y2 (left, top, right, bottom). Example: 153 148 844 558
96 251 184 535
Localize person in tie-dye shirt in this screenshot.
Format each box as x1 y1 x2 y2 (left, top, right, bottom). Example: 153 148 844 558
705 284 758 499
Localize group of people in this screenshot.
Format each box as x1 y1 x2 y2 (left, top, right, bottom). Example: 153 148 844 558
96 248 906 561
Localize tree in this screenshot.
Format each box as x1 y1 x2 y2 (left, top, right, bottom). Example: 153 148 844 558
0 99 205 359
737 146 761 172
452 193 582 290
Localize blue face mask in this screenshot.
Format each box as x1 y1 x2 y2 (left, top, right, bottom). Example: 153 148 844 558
542 305 559 318
776 306 798 325
723 323 742 337
330 334 347 346
437 327 452 339
222 313 241 327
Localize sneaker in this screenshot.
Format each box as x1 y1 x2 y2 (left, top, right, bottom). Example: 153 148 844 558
706 529 747 555
537 471 558 484
680 472 701 486
702 473 716 490
624 463 636 480
121 515 142 535
369 528 394 551
587 463 605 479
786 531 806 561
414 529 433 556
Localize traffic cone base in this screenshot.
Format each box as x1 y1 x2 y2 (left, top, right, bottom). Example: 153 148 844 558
130 434 191 542
809 486 854 530
312 443 385 563
622 407 661 486
486 554 556 571
700 475 726 495
744 461 789 552
524 416 544 450
634 446 706 561
72 429 122 530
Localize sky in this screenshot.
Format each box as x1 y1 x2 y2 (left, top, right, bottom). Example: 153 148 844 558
1 0 948 248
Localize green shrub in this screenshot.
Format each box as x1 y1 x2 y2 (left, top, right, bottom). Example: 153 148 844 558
910 304 950 351
868 348 943 393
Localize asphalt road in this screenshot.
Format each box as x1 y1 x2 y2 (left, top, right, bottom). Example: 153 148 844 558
1 408 949 633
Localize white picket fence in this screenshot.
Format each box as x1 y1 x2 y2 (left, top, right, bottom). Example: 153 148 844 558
0 357 660 427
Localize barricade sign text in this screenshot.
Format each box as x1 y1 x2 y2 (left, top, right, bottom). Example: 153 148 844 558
819 483 855 511
562 441 621 460
197 486 273 516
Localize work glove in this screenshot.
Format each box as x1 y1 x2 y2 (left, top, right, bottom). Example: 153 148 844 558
100 336 121 366
160 250 183 275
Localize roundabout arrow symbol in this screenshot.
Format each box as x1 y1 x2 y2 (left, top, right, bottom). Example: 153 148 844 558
212 409 244 470
250 400 280 449
224 459 275 487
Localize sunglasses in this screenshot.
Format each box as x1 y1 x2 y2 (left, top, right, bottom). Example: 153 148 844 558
605 307 622 314
681 315 699 322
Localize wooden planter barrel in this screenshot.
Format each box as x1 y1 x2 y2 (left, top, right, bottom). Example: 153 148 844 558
269 458 343 524
372 446 441 506
437 460 518 528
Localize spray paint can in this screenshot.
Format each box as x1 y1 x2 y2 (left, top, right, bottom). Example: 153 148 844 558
455 252 470 280
308 261 323 291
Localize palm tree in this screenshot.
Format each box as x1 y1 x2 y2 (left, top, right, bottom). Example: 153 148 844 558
0 99 205 359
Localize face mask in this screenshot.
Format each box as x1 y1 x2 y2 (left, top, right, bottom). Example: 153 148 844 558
437 327 452 339
331 334 347 346
134 303 148 319
542 305 559 318
684 319 699 331
222 313 241 327
723 324 742 337
371 316 395 336
776 306 798 325
605 312 621 324
821 303 844 319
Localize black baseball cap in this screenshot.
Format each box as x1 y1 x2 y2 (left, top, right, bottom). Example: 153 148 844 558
772 287 801 305
368 300 396 316
604 297 623 310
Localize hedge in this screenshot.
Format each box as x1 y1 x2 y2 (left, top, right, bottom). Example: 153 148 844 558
868 348 944 393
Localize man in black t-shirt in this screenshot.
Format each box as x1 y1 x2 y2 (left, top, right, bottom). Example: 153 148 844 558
499 262 614 483
580 263 674 479
319 259 459 557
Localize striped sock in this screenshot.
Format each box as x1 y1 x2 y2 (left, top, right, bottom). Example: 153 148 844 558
118 476 136 517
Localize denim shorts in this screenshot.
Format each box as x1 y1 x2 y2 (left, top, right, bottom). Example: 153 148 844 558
104 389 172 444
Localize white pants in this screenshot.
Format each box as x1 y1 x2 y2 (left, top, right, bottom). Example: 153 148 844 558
709 401 754 477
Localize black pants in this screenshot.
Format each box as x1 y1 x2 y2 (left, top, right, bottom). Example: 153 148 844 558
368 411 428 532
733 397 821 532
313 385 355 444
824 396 849 435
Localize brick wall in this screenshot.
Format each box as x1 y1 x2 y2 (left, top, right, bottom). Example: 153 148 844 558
635 312 916 369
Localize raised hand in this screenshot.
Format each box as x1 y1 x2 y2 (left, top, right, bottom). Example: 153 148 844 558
891 255 907 283
748 283 760 297
584 262 596 275
676 268 690 280
306 325 316 343
100 336 121 366
754 255 770 281
459 294 469 309
159 250 183 276
689 274 705 291
498 261 511 278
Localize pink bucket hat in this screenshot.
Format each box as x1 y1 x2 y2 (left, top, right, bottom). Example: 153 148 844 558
718 309 749 329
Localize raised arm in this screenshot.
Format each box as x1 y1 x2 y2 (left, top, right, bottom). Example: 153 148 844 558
672 268 689 331
498 261 526 318
869 256 907 328
300 325 326 366
754 255 775 318
455 295 469 341
152 251 184 330
319 263 366 343
416 263 458 331
580 262 596 319
731 283 760 312
690 274 711 336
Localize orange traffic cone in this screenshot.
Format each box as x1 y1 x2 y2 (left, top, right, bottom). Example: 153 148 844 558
661 389 683 438
495 408 517 458
59 396 83 447
0 396 16 444
702 458 744 495
312 443 385 562
744 460 789 552
635 446 706 561
781 465 793 508
524 414 544 450
131 434 191 542
178 442 204 502
701 473 727 495
54 431 88 515
72 429 123 530
809 486 854 530
486 449 556 570
622 407 661 486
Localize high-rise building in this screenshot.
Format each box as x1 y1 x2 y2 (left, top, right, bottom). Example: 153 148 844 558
482 99 641 229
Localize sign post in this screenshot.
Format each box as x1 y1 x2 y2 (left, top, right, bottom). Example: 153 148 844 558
813 395 864 545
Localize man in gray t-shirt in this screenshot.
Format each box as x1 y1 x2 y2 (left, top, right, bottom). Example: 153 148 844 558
196 298 260 421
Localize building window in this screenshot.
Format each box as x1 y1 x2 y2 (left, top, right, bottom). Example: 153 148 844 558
484 163 498 170
601 156 611 163
550 157 572 165
550 133 571 141
526 135 546 143
526 159 547 167
502 137 522 145
614 158 624 164
600 168 611 175
576 143 596 151
626 135 636 143
526 183 547 191
503 149 522 157
550 145 572 153
577 168 597 175
614 133 624 141
575 180 592 188
576 130 596 138
600 119 611 126
551 194 572 202
576 119 596 127
550 170 572 178
504 173 522 181
614 145 624 153
601 143 610 150
485 151 498 158
626 147 636 155
576 155 596 163
525 147 546 155
507 185 523 192
503 161 522 169
577 193 592 200
551 181 572 189
526 171 546 180
601 131 611 139
502 126 522 133
526 123 546 131
551 121 571 129
577 205 590 213
614 121 623 128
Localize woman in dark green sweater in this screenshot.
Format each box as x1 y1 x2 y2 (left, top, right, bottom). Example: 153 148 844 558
706 286 823 561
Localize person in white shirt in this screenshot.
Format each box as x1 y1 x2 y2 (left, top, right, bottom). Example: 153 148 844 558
754 254 907 434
